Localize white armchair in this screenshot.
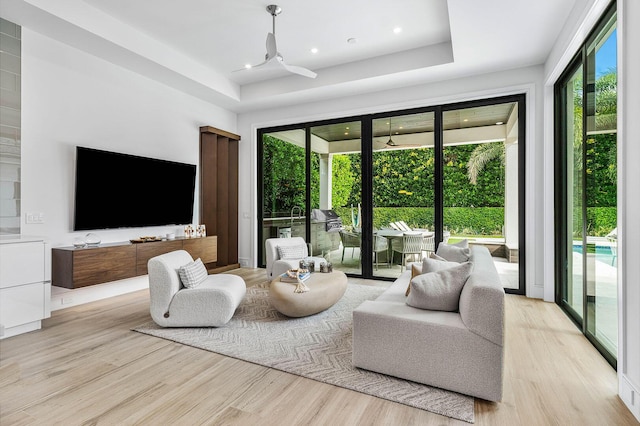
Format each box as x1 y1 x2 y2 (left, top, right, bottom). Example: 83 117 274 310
147 250 246 327
265 237 326 280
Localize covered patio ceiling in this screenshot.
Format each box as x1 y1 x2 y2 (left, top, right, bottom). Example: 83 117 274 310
266 102 518 154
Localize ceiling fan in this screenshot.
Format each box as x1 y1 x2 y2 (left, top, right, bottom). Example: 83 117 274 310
374 119 424 150
237 5 317 79
373 120 400 150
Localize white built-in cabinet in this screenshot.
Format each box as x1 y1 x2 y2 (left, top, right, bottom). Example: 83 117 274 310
0 236 51 339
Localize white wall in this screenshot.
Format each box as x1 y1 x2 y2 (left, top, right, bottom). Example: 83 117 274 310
237 65 546 298
618 0 640 420
19 29 236 307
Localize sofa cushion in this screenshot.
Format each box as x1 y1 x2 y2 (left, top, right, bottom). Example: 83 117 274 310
422 256 461 272
178 258 208 288
277 244 306 260
406 256 460 296
405 263 423 296
436 240 470 262
406 262 473 311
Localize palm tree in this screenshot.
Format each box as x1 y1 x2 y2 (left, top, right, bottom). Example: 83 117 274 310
466 142 505 185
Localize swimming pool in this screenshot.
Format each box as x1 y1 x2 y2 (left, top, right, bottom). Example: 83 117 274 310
573 244 617 265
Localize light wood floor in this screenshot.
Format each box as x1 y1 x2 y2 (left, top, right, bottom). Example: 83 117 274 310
1 268 637 425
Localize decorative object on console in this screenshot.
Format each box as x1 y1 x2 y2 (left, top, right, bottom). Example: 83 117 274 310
84 233 101 246
196 224 206 237
73 238 87 248
184 225 195 238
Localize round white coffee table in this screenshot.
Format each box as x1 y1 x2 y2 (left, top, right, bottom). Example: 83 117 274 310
269 271 348 317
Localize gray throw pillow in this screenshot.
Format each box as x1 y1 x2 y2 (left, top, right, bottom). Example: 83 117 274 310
178 258 208 289
430 253 447 261
277 244 306 260
422 256 460 273
406 256 461 297
406 262 473 312
436 242 471 262
450 238 469 248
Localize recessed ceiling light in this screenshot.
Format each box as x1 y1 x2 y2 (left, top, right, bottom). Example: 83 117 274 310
347 37 357 44
244 64 252 69
393 27 402 34
311 47 318 54
496 121 504 125
463 118 469 122
344 132 349 135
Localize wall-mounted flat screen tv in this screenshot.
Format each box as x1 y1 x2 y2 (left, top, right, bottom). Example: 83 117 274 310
73 146 196 231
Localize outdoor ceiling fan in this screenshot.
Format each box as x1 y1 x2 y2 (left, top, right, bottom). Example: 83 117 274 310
236 5 317 79
374 119 424 150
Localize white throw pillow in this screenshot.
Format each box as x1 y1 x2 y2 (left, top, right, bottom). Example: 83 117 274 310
451 239 469 248
405 256 461 296
422 256 461 273
178 258 208 288
436 241 471 262
277 244 307 260
430 253 447 261
406 262 473 312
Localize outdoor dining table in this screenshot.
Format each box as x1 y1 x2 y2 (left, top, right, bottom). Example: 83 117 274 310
374 229 434 266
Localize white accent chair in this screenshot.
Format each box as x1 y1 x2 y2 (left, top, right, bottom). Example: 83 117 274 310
147 250 246 327
265 237 326 280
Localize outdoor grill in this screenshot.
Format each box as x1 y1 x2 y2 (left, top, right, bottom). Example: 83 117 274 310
311 209 343 232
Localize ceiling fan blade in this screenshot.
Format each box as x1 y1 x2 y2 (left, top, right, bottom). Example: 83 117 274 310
279 60 317 79
231 58 271 73
266 32 277 60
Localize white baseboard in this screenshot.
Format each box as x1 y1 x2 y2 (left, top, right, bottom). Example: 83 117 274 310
238 257 251 267
620 374 640 422
51 276 149 311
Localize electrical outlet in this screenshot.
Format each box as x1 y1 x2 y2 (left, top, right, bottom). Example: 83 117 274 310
25 212 45 224
61 297 74 305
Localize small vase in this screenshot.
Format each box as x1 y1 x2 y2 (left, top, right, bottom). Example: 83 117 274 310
84 233 101 246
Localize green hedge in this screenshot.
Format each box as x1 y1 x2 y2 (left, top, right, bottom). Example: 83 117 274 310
586 207 617 236
334 206 504 236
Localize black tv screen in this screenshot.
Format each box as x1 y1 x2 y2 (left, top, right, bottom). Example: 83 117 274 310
73 147 196 231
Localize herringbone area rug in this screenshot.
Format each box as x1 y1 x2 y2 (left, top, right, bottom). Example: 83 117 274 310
133 283 474 423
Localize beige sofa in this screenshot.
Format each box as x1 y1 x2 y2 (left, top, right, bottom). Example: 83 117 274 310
352 245 505 402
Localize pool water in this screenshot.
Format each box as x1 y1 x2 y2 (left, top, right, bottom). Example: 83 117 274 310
573 244 617 266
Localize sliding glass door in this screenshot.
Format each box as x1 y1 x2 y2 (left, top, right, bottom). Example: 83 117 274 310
555 3 617 367
442 101 522 290
370 112 435 278
258 96 526 294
